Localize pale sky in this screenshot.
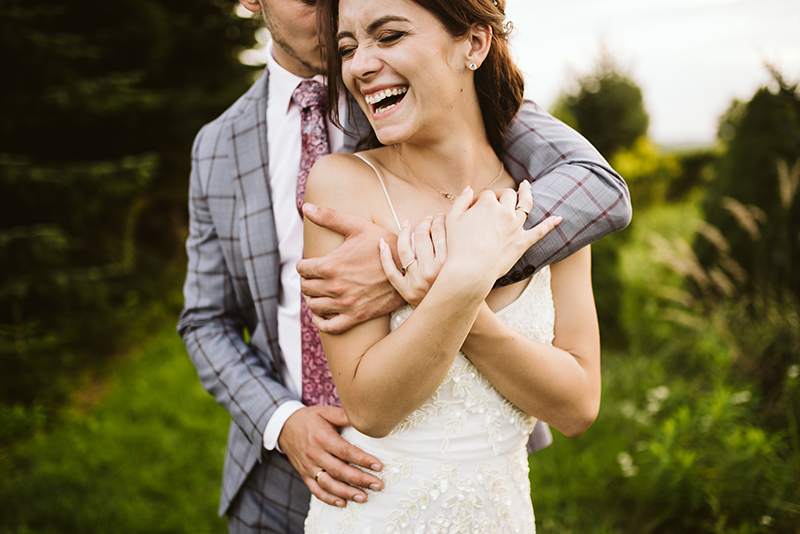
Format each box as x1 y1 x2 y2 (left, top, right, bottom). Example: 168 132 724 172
505 0 800 146
239 0 799 146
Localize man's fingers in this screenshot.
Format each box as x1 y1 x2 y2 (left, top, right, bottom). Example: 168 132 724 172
313 313 354 335
316 405 351 427
307 475 347 508
319 454 383 494
296 256 326 281
305 295 340 317
303 203 369 237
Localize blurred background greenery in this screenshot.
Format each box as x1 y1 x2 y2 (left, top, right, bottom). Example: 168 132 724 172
1 0 798 532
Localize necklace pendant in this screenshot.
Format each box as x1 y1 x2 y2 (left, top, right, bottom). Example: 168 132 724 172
443 192 457 202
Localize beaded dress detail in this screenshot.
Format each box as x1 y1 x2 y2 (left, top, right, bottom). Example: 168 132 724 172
305 155 555 533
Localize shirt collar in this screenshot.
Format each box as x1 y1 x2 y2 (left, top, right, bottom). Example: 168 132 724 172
266 41 327 115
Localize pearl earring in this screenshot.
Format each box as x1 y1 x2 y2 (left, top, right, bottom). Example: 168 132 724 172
468 63 477 71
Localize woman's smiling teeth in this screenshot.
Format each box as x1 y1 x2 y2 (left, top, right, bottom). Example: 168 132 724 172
365 87 408 114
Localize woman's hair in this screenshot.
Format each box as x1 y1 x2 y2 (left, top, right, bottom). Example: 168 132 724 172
318 0 524 155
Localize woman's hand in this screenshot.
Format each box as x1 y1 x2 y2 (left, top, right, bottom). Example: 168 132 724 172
379 214 447 306
445 181 561 286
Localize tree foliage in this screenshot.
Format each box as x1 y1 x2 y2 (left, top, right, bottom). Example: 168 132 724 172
0 0 260 437
555 55 650 160
696 69 800 301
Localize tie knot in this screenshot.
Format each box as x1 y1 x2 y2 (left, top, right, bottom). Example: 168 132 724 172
292 80 327 110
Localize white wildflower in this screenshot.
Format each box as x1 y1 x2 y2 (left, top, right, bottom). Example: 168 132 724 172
701 415 714 430
620 401 636 418
760 515 774 526
787 365 799 379
617 452 639 478
731 391 752 405
646 386 670 403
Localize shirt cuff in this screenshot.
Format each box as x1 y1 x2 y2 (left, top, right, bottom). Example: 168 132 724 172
263 400 306 452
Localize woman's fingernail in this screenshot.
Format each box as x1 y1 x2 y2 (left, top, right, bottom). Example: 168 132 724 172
401 219 409 228
462 186 472 194
379 238 386 250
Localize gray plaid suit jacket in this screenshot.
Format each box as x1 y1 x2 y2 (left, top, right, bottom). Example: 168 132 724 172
178 69 630 522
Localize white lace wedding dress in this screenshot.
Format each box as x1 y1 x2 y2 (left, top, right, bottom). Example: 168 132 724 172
304 265 555 534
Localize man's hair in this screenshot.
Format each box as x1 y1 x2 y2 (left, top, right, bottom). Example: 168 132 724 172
318 0 524 154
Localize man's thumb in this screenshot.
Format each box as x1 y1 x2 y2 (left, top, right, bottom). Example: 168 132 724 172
303 203 365 237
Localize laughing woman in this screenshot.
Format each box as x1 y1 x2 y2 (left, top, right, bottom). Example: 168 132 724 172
303 0 601 531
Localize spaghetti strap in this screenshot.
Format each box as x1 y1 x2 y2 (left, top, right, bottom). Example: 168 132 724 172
353 153 403 232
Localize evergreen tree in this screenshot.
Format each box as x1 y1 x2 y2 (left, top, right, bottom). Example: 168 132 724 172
552 55 649 348
0 0 260 436
696 70 800 300
555 54 649 160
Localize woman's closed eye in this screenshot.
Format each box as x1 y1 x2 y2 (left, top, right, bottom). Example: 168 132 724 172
378 30 408 45
338 44 356 59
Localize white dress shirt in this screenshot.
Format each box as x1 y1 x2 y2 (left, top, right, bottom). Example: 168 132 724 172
262 42 346 451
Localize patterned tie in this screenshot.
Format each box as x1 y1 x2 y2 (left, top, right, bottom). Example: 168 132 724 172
292 80 340 407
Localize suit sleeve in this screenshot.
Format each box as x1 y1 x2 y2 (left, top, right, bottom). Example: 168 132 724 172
177 125 296 447
497 101 632 286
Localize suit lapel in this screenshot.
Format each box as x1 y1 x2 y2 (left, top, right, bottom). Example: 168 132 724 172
228 72 281 359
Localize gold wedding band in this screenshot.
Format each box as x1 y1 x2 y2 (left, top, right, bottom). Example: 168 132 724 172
401 258 416 274
515 206 530 219
314 469 325 483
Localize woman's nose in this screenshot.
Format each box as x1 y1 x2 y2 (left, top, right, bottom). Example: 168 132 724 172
350 45 381 80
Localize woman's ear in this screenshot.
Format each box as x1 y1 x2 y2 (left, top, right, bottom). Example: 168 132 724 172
239 0 262 14
465 23 492 70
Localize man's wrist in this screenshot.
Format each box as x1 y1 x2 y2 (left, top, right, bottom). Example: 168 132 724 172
263 400 305 452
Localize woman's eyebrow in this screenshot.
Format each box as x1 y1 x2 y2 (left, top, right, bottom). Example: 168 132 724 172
337 15 411 41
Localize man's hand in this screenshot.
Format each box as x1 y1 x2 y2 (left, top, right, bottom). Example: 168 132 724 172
278 406 383 507
298 203 405 334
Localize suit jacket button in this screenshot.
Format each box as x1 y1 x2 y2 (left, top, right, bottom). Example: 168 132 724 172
524 265 536 276
498 277 511 286
511 271 524 282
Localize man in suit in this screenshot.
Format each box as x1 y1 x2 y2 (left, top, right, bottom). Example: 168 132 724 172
178 0 631 532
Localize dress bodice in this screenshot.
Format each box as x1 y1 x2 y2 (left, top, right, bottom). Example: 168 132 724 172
305 266 555 534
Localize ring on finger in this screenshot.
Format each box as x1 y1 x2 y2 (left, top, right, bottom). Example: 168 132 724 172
314 469 325 483
515 206 530 219
401 257 417 275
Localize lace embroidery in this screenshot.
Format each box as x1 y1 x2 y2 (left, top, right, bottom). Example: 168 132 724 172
305 267 552 534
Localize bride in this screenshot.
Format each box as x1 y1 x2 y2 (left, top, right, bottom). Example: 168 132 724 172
303 0 601 531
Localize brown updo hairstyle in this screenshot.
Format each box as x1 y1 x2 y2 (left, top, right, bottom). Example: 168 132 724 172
318 0 524 155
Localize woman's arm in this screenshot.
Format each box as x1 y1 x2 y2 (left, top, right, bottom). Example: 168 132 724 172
305 156 488 438
306 161 560 438
462 246 601 437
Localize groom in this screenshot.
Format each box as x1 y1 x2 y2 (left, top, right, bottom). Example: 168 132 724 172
178 0 631 532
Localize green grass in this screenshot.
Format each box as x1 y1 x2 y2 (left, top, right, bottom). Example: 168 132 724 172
0 329 229 534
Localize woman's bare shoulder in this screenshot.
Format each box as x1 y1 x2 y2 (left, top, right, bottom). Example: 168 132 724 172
305 153 385 219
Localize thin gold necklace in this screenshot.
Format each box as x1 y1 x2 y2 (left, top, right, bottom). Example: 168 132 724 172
393 144 504 202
